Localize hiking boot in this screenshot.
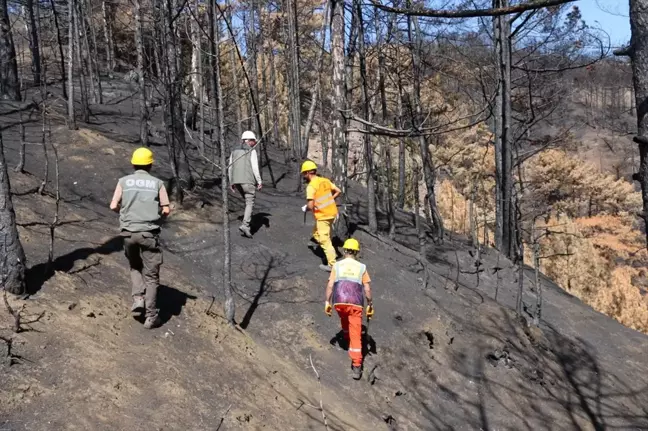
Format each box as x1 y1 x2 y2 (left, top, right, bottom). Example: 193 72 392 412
239 225 252 238
130 296 145 315
319 264 332 272
143 315 160 329
351 365 363 380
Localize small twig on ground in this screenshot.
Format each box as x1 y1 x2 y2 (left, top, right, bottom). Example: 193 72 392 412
215 404 232 431
309 354 330 431
68 258 102 274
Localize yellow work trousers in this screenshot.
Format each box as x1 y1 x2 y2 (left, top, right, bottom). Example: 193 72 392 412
312 218 336 267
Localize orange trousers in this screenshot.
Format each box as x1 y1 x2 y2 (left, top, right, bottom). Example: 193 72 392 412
335 304 363 366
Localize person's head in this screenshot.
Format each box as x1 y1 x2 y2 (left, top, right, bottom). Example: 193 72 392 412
342 238 360 258
241 131 257 147
300 160 318 183
131 147 154 171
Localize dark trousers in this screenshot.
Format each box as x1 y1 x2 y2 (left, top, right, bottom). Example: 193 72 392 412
123 231 162 318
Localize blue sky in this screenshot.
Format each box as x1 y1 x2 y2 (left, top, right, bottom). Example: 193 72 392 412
578 0 630 48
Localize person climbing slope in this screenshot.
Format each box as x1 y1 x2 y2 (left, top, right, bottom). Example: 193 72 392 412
229 131 262 238
324 238 374 380
110 148 170 329
301 160 341 272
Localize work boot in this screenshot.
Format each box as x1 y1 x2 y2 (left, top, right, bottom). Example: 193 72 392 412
239 225 252 238
143 315 160 329
319 264 332 272
351 365 363 380
131 296 145 315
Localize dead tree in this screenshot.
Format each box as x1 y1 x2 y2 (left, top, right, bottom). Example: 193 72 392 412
72 0 89 123
67 0 77 129
285 0 302 161
330 0 347 193
616 0 648 249
493 0 516 259
101 0 115 74
212 7 235 325
134 0 149 145
0 0 20 100
0 131 27 295
25 0 41 85
356 0 377 232
407 7 443 242
50 0 67 98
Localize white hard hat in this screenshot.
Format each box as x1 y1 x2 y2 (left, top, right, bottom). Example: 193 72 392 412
241 131 257 141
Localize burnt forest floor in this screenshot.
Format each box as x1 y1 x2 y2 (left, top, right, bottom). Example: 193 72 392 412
0 78 647 431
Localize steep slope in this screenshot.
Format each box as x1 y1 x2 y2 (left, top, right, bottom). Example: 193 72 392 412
1 80 647 430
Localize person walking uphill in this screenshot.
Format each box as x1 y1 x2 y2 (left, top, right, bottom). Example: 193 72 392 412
110 148 170 329
324 238 374 380
301 160 341 272
229 131 262 238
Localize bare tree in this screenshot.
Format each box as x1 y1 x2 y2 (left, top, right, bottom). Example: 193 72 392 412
331 0 347 193
1 0 20 100
134 0 149 145
73 0 90 123
67 0 77 129
25 0 41 85
285 0 302 161
101 0 115 75
50 0 67 98
0 130 27 295
616 0 648 249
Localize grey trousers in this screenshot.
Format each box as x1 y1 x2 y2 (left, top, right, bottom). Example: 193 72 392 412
235 183 256 229
123 231 162 318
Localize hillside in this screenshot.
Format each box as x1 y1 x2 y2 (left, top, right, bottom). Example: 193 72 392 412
1 79 647 430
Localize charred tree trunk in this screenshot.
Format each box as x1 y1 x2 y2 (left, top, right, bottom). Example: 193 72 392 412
267 18 280 149
408 10 443 241
26 0 41 85
73 0 90 123
619 0 648 249
67 0 77 129
134 0 148 145
331 0 347 193
356 0 376 232
50 0 67 98
493 0 516 258
226 3 243 140
101 0 115 74
211 7 234 325
0 131 27 295
85 0 103 103
78 0 97 103
0 0 20 100
302 0 329 155
285 0 302 161
397 83 406 209
189 1 203 139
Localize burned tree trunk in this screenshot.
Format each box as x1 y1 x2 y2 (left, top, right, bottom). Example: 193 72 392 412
0 131 27 295
331 0 347 193
134 0 148 145
618 0 648 249
408 11 443 241
50 0 67 98
493 0 516 258
26 0 41 85
101 0 115 74
0 0 20 100
73 0 90 123
285 0 302 160
356 0 377 232
67 0 77 129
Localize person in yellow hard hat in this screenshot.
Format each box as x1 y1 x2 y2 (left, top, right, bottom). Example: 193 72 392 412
301 160 341 272
324 238 374 380
110 148 171 329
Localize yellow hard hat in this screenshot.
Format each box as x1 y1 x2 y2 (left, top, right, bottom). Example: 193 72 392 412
300 160 317 173
343 238 360 252
131 147 154 165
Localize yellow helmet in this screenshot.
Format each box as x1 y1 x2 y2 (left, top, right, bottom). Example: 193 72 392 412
131 147 154 165
343 238 360 252
300 160 318 173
